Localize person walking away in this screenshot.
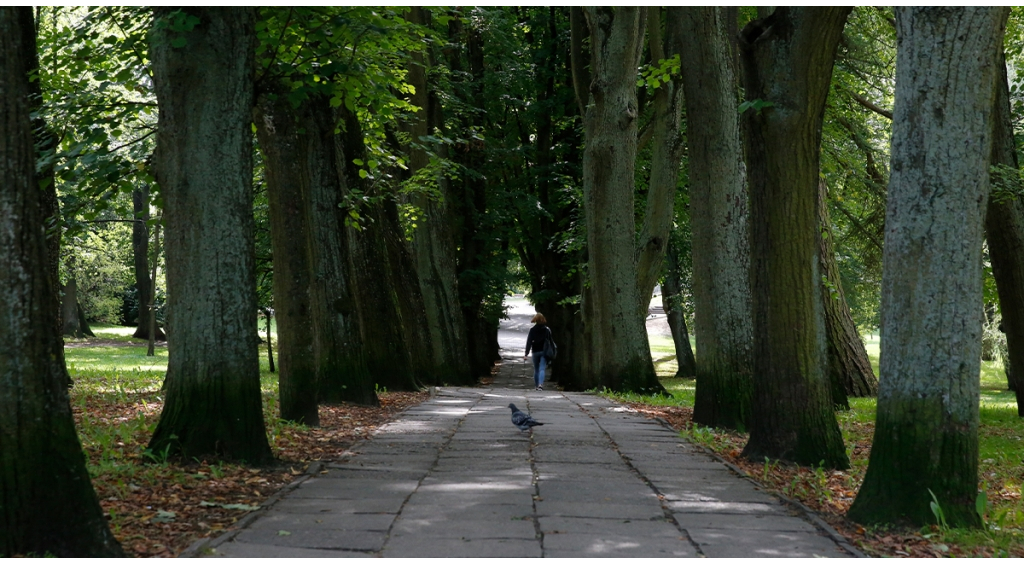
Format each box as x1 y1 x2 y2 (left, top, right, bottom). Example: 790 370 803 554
525 313 550 390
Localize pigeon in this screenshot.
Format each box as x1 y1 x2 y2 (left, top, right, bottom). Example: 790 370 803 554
508 403 544 431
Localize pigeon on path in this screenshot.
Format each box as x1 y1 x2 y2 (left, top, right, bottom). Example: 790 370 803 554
508 403 544 431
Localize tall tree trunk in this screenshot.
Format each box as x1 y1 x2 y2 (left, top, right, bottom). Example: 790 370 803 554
678 6 755 430
577 7 663 393
849 6 1007 528
817 180 877 408
0 7 123 556
305 99 377 406
253 90 321 424
147 7 272 462
663 234 697 379
61 277 83 338
402 7 474 387
635 8 686 311
146 220 159 357
337 106 422 392
131 186 164 340
986 51 1024 417
739 7 851 468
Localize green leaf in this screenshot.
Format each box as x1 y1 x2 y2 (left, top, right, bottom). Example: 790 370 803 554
278 530 291 536
358 169 368 179
171 37 187 49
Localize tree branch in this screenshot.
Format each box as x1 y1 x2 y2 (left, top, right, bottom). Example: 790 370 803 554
851 92 892 120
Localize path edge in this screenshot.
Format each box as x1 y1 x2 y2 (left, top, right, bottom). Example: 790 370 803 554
649 416 867 558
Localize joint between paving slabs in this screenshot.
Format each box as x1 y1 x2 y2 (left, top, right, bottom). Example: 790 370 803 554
525 396 546 554
377 391 482 556
573 398 707 557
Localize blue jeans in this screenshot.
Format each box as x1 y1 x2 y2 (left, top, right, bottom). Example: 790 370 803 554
532 352 546 387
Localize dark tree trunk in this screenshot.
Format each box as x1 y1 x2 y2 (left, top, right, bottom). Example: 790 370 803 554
849 6 1007 528
131 186 164 340
76 302 95 338
146 221 160 357
817 180 877 408
986 51 1024 417
0 7 123 556
678 6 754 430
147 7 272 462
739 7 851 469
402 7 474 387
303 99 377 407
253 90 321 424
337 106 422 392
663 235 696 379
577 7 663 394
265 311 274 374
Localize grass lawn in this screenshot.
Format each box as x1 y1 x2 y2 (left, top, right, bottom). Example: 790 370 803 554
606 333 1024 557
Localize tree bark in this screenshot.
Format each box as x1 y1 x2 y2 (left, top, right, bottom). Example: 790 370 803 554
576 7 663 393
738 7 851 468
0 7 123 556
663 233 696 379
817 180 877 408
849 6 1007 528
147 220 159 357
337 106 423 392
61 277 83 337
635 8 686 312
678 6 755 430
147 7 272 462
253 90 321 424
985 51 1024 417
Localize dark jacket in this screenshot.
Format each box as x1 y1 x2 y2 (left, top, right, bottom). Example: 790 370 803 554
525 323 548 355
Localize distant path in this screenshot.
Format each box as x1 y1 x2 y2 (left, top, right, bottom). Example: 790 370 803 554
196 357 858 558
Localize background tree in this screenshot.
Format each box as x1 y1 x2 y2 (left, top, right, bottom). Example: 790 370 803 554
849 6 1008 527
0 7 122 556
147 7 272 462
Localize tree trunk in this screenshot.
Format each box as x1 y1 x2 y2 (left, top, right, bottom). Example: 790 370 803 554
131 186 164 340
738 7 851 468
849 6 1007 528
337 106 422 392
147 220 159 357
577 7 663 393
402 7 474 387
61 277 83 338
817 180 877 408
147 7 272 462
986 51 1024 417
678 6 755 430
0 7 123 556
304 98 377 407
253 90 321 424
635 8 686 312
663 234 696 379
265 310 275 373
76 302 95 338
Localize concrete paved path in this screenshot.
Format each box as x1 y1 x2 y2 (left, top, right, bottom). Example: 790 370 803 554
199 357 857 558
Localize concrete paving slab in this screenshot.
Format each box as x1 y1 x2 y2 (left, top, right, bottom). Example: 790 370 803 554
383 536 543 558
673 512 818 533
687 527 849 558
233 527 388 551
542 533 696 557
537 516 681 537
533 500 666 520
391 515 538 538
271 496 405 514
667 500 788 515
244 511 396 532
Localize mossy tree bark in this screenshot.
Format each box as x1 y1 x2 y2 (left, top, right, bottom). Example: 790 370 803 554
0 7 123 556
131 186 164 341
738 7 851 468
986 52 1024 417
678 6 754 430
849 6 1007 528
817 180 877 408
253 90 320 425
576 7 663 393
147 7 272 462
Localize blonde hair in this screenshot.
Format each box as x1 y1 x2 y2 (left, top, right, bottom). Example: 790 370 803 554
531 313 547 324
